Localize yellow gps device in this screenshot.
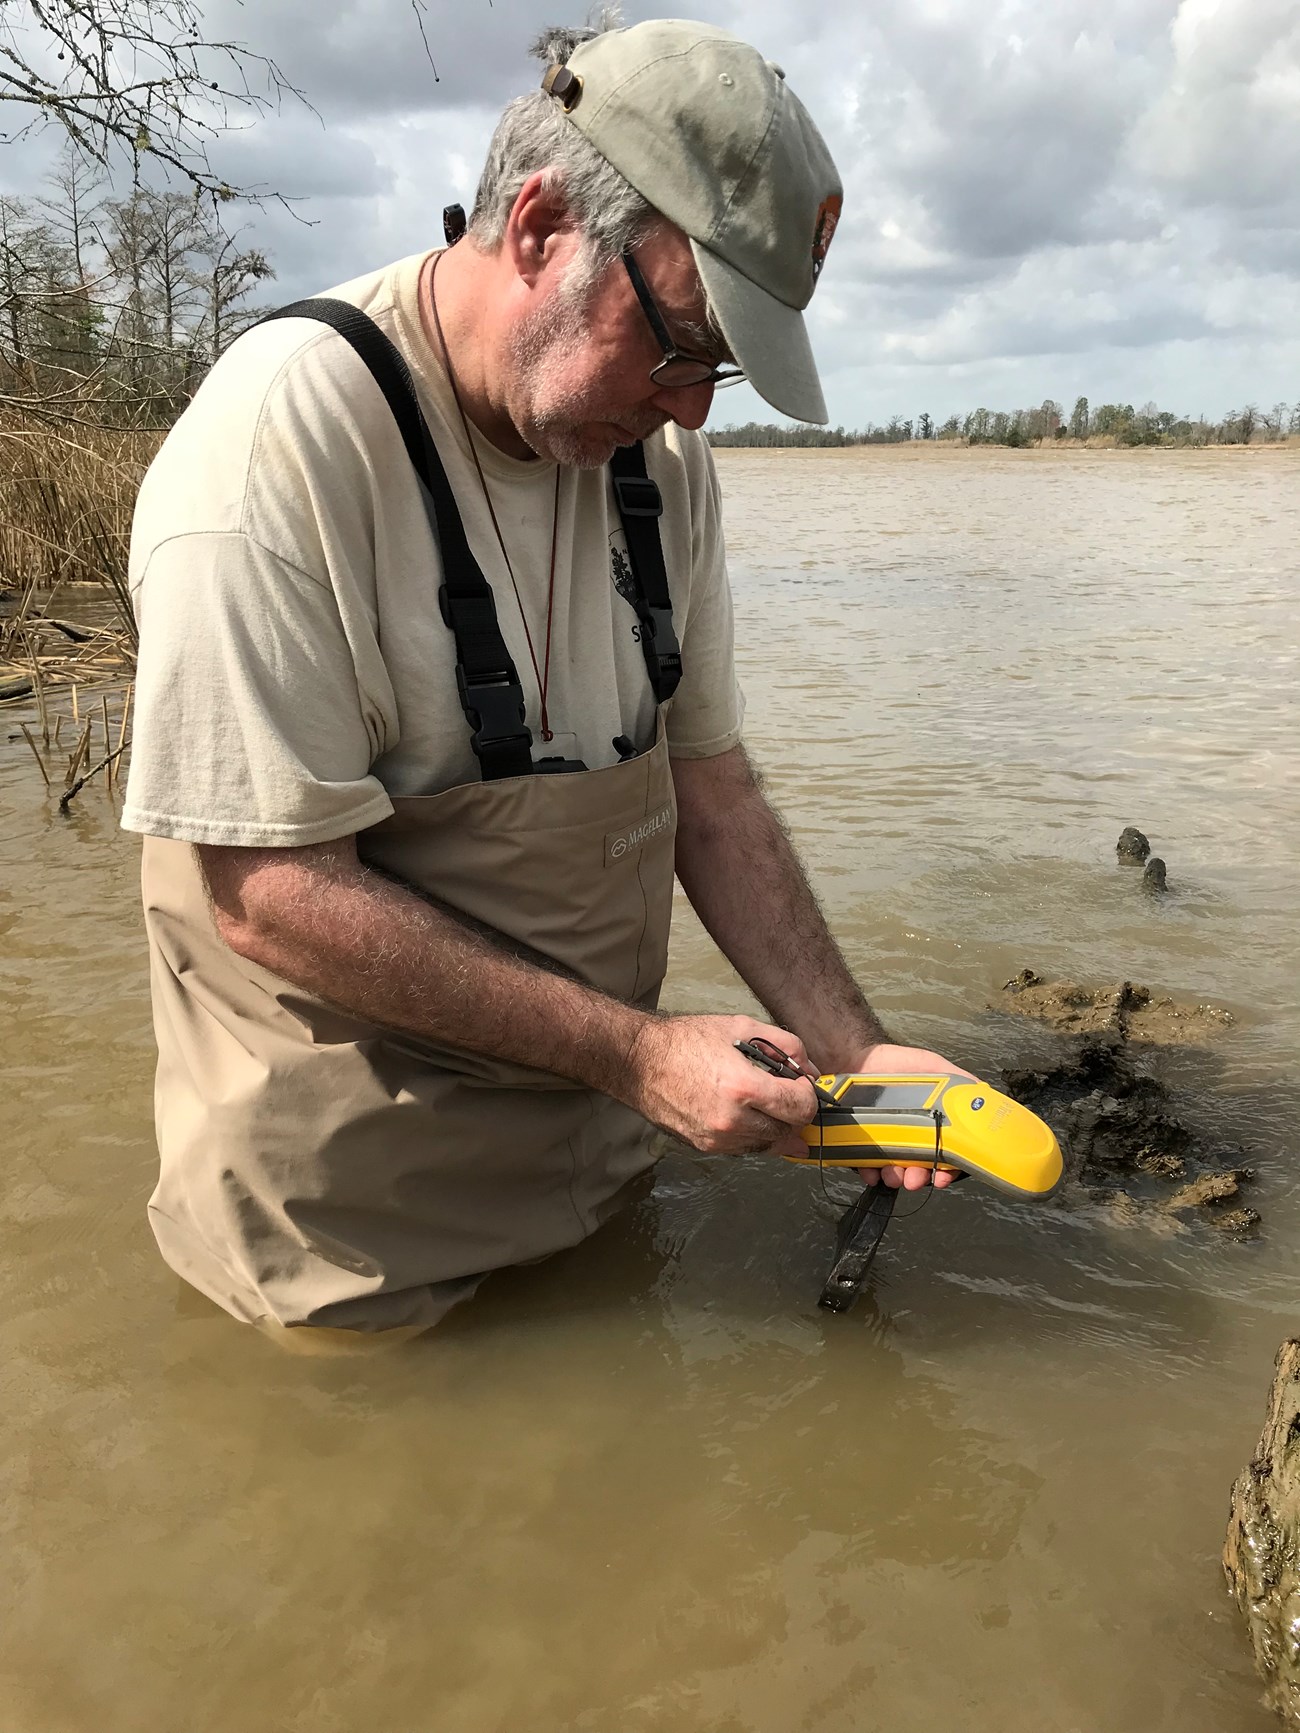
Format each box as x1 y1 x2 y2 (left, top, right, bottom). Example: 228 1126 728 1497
788 1073 1063 1199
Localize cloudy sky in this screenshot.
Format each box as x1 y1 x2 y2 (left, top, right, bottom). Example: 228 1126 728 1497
5 0 1300 428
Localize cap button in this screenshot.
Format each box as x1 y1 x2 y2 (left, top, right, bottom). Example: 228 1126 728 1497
766 60 786 79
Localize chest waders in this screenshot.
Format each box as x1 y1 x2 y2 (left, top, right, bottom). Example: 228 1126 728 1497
142 300 684 1331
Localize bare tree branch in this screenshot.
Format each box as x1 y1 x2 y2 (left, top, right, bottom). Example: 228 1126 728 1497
410 0 439 84
0 0 314 208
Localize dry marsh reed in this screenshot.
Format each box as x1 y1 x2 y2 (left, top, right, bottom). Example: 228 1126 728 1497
1 413 162 802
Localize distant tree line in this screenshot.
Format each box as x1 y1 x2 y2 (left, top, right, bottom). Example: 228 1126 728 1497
0 145 274 425
709 397 1300 450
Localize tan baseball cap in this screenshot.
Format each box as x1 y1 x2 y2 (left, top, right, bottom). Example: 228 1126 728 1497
543 20 843 425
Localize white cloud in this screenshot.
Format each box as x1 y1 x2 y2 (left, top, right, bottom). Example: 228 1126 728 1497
2 0 1296 425
1135 0 1300 215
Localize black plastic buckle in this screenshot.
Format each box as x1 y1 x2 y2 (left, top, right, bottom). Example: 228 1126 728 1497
613 475 663 518
646 604 682 696
647 604 680 655
456 667 530 760
533 756 589 775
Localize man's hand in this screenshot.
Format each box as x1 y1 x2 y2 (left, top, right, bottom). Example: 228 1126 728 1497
671 750 977 1194
625 1015 819 1158
847 1042 976 1191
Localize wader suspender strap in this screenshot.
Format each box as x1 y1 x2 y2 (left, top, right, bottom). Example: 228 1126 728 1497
258 298 681 772
261 298 533 780
609 443 682 705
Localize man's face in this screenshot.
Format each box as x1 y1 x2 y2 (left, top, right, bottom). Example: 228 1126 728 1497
503 225 728 469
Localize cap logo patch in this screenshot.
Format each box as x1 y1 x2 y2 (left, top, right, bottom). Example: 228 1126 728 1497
811 194 842 280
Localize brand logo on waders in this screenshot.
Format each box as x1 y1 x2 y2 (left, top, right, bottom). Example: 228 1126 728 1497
605 804 673 868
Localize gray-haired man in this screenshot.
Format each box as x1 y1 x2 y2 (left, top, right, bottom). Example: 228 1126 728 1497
123 18 960 1335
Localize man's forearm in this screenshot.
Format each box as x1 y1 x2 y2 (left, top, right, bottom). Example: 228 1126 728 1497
672 748 889 1072
197 840 650 1099
197 836 831 1155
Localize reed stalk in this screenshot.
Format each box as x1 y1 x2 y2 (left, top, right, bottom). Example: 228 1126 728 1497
65 718 92 789
115 683 133 767
59 743 128 811
26 643 50 745
19 722 50 786
1 415 152 741
0 413 148 808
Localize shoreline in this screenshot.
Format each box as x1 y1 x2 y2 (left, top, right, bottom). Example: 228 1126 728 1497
709 438 1300 457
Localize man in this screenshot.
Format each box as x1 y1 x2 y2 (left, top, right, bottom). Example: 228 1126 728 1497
122 18 960 1335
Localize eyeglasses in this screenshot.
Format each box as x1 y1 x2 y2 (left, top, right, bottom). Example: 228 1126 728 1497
621 251 746 392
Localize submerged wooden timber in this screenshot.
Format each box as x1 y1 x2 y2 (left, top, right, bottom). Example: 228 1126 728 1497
996 972 1259 1234
1225 1339 1300 1725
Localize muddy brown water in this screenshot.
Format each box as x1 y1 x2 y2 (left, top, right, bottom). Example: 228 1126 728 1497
2 445 1298 1732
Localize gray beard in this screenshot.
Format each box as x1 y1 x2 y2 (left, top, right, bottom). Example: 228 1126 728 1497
505 276 665 468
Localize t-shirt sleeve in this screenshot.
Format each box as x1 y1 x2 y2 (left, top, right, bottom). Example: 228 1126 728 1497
121 530 395 847
663 435 745 759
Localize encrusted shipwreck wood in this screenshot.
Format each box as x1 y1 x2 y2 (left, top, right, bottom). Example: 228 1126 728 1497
999 971 1234 1045
1225 1339 1300 1723
994 970 1259 1232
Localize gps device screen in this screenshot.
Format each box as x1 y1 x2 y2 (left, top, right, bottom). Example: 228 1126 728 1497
835 1081 939 1113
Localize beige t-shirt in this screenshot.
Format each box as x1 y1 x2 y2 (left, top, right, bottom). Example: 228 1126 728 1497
122 251 743 848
